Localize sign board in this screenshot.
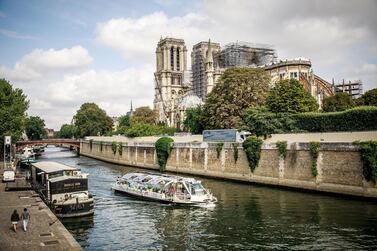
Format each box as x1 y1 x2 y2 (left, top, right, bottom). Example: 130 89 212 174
203 129 237 142
4 136 11 145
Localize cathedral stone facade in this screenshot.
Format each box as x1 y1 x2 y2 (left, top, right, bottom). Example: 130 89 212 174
153 37 192 127
153 37 335 127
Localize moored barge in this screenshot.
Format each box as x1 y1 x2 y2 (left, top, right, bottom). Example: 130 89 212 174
31 161 94 218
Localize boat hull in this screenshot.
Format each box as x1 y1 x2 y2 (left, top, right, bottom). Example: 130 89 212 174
52 199 94 218
112 186 214 207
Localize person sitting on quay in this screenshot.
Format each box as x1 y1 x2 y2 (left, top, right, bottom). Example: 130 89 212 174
10 209 20 232
21 208 30 232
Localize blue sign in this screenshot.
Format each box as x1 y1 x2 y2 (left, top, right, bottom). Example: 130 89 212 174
203 129 237 142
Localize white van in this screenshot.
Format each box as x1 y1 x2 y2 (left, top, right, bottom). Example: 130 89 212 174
2 169 15 182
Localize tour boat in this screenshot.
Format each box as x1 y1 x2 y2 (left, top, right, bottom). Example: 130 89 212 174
31 161 94 218
112 172 217 207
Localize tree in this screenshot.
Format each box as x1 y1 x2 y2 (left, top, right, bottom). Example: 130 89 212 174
118 115 131 127
59 124 76 139
322 92 353 112
202 68 270 129
240 106 297 138
0 79 29 153
74 103 113 138
266 79 318 113
362 88 377 106
130 106 156 125
25 116 46 140
183 106 204 134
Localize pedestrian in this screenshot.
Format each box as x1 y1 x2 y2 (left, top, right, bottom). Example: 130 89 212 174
21 208 30 232
10 209 20 232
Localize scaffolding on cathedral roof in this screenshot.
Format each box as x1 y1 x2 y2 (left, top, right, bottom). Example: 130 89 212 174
220 41 277 68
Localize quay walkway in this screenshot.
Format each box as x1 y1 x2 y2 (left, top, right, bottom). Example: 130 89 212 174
0 165 82 251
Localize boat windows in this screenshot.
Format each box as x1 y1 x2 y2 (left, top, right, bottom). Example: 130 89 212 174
191 182 205 196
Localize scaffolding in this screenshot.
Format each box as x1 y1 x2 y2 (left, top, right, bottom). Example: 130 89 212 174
335 79 363 99
220 41 277 68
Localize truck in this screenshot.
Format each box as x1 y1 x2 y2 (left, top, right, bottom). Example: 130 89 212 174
202 129 250 143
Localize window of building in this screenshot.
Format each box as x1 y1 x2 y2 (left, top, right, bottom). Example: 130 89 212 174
176 47 180 71
170 47 174 70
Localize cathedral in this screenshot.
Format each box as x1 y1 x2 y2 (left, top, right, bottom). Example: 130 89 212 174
153 37 335 128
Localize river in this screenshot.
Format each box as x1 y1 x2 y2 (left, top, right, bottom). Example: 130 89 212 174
39 146 377 250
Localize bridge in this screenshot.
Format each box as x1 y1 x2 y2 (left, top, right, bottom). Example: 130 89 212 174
16 139 80 151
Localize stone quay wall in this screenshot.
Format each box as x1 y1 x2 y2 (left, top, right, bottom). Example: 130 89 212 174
80 140 377 199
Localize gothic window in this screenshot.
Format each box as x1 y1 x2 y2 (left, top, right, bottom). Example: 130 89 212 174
170 47 174 70
176 47 180 71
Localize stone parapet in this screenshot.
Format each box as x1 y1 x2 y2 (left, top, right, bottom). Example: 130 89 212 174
80 140 377 199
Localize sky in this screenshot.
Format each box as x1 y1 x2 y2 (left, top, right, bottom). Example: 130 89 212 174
0 0 376 130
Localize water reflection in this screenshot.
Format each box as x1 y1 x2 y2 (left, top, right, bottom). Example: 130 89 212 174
39 147 377 250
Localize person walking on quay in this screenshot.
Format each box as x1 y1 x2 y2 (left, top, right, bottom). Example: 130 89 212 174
10 209 20 232
21 208 30 232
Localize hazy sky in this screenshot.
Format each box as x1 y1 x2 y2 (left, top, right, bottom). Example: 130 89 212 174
0 0 376 129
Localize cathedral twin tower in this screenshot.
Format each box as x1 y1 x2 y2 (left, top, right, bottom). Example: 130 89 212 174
153 37 220 127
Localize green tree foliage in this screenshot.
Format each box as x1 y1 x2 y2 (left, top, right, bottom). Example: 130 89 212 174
362 88 377 106
242 136 263 172
322 92 353 112
202 68 270 129
118 115 131 127
25 116 46 140
130 106 156 125
267 79 318 113
59 124 76 139
240 106 297 138
124 123 176 138
359 141 377 183
293 106 377 132
353 97 365 106
74 103 113 138
183 106 204 134
0 79 29 153
155 137 174 172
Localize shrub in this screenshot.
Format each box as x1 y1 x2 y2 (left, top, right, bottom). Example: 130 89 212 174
359 141 377 183
232 143 239 163
276 141 287 158
155 137 174 172
242 136 263 172
293 106 377 132
309 142 320 177
112 141 117 155
216 143 224 159
125 123 177 138
118 142 123 156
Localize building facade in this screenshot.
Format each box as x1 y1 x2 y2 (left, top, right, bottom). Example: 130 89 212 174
153 37 191 126
154 37 336 126
263 58 334 107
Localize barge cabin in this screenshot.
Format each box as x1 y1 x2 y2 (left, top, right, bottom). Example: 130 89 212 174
31 161 94 218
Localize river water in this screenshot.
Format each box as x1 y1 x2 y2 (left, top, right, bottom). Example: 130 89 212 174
39 146 377 250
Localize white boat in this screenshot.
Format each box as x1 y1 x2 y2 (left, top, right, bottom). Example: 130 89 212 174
112 172 217 207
